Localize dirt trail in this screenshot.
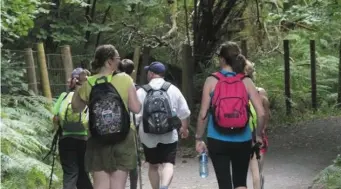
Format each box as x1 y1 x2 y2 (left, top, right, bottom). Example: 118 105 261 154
127 117 341 189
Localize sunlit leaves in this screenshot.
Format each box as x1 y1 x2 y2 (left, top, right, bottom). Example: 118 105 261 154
63 0 90 7
1 0 52 41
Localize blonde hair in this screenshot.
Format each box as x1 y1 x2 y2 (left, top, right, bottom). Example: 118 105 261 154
244 60 255 79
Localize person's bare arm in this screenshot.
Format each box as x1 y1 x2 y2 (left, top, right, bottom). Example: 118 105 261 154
259 88 270 133
176 90 191 127
195 77 213 140
244 78 265 137
71 89 87 113
135 89 145 127
128 84 141 114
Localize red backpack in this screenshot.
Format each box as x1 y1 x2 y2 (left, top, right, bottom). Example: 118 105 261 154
210 72 250 133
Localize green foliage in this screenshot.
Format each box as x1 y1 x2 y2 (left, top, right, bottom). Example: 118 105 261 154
243 0 341 123
1 52 62 189
1 94 62 189
1 50 29 94
311 154 341 189
1 0 51 42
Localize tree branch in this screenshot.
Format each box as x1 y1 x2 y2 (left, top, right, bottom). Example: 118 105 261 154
121 22 169 48
95 6 111 47
84 0 97 51
162 0 178 40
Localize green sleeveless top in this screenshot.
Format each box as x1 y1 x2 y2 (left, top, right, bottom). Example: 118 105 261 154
249 101 257 132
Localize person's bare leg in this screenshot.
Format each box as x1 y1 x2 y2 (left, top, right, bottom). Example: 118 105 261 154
259 153 265 188
249 155 261 189
109 170 129 189
160 163 174 188
93 171 110 189
148 164 160 189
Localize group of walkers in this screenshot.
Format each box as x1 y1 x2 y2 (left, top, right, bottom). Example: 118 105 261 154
52 41 270 189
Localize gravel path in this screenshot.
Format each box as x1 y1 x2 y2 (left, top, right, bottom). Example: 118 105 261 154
127 117 341 189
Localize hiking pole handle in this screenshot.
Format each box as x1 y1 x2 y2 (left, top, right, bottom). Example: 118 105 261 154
255 142 262 160
251 142 262 160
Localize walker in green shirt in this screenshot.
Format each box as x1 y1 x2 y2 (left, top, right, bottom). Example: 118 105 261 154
53 92 88 136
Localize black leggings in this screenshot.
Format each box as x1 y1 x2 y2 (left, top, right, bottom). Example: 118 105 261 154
208 138 252 189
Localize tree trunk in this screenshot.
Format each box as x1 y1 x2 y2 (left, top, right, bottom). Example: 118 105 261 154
132 46 141 82
84 0 97 52
181 44 194 110
138 47 151 85
193 0 246 72
95 6 111 47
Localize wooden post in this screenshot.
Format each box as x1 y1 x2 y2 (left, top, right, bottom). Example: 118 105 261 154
182 44 194 110
241 40 248 58
61 45 74 89
310 40 317 111
337 39 341 108
283 40 291 115
24 48 38 94
132 46 141 82
36 42 52 101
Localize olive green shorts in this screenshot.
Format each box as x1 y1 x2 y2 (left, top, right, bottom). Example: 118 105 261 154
84 129 137 173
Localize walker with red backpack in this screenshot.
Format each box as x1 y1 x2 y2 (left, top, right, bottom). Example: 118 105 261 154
210 71 265 189
210 72 250 133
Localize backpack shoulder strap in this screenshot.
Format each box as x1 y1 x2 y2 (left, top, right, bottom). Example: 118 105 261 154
61 92 70 101
134 83 141 91
235 73 246 80
210 72 222 80
88 75 113 87
161 82 171 91
141 84 152 92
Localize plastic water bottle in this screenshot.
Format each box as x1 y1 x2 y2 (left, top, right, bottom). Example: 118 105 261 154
199 152 209 178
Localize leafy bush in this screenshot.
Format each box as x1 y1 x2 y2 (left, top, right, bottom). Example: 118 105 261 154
243 1 341 124
1 51 62 189
310 154 341 189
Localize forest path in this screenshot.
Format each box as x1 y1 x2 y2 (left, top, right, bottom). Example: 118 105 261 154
126 117 341 189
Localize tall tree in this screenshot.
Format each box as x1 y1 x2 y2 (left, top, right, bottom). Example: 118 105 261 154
192 0 247 71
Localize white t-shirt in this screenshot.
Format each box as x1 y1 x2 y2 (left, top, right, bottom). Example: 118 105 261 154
135 78 191 148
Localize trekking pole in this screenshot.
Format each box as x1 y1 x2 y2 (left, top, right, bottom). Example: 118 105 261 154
43 127 61 189
133 114 143 189
135 132 143 189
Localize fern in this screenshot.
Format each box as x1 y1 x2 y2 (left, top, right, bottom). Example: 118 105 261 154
1 94 62 189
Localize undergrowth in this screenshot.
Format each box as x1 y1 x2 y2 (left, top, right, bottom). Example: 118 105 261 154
1 94 63 189
311 154 341 189
1 50 63 189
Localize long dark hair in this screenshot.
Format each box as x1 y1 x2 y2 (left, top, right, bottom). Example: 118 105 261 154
91 44 117 73
218 41 246 73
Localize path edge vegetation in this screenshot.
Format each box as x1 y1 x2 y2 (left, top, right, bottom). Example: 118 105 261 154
1 0 341 188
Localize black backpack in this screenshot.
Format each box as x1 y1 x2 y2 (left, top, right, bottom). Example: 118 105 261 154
88 73 130 144
141 82 175 134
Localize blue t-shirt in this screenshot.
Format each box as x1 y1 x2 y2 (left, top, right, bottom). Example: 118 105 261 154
207 70 252 142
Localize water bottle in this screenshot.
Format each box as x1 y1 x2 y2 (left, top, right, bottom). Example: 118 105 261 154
199 152 209 178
